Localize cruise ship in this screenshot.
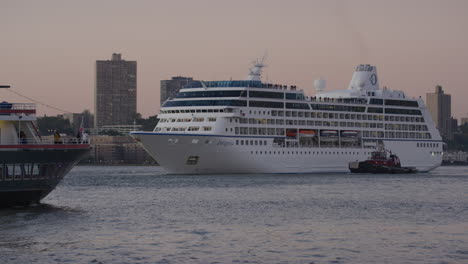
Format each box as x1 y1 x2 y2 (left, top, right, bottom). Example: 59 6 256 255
0 85 90 206
130 62 443 174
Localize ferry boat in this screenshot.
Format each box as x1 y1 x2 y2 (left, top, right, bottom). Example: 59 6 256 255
130 62 443 174
0 85 90 206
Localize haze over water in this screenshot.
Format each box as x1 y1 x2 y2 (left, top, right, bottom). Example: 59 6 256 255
0 166 467 264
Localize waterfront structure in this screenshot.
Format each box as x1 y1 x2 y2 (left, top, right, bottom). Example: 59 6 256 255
130 62 443 174
461 116 468 126
95 53 137 128
443 151 468 164
160 77 194 106
0 85 90 206
426 85 452 139
90 135 155 164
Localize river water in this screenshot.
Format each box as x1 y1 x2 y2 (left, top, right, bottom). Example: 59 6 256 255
1 166 467 264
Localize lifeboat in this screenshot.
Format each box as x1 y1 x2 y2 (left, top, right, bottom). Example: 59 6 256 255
286 130 297 137
320 130 338 137
299 130 316 137
341 130 358 137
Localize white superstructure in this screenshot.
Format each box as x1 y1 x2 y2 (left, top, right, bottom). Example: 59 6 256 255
130 63 443 174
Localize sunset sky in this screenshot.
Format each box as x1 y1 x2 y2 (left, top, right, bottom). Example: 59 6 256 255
1 0 467 119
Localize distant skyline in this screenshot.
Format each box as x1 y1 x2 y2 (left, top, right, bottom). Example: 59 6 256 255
1 0 467 118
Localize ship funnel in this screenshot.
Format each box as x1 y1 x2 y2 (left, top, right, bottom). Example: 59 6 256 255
348 64 379 91
314 79 326 92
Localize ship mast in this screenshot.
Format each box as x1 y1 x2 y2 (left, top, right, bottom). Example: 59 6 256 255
247 56 267 81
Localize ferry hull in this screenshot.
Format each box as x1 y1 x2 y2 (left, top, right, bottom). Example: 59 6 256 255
131 132 442 174
0 147 90 207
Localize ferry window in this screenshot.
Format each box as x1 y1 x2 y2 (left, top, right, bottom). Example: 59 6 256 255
385 99 419 107
385 108 422 116
186 156 199 165
177 90 246 98
370 98 384 105
240 140 244 145
249 90 284 99
286 93 304 100
249 100 284 108
286 103 310 110
368 107 383 113
164 100 247 107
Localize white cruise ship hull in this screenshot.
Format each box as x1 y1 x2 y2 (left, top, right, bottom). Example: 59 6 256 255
131 132 442 174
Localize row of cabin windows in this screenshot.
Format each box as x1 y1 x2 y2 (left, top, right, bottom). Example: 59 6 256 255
159 117 217 123
163 112 424 125
235 139 268 146
250 150 368 155
161 108 424 124
163 98 420 113
249 101 311 109
0 163 67 181
160 109 225 114
174 87 417 107
231 126 431 139
417 142 440 148
231 118 428 131
270 110 425 122
155 126 212 132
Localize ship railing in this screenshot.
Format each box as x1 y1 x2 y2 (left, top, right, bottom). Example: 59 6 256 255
308 97 368 105
0 103 36 114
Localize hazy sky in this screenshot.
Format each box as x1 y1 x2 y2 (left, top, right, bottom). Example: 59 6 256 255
1 0 467 118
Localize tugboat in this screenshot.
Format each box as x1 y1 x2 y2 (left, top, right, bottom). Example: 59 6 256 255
349 146 417 174
0 85 91 207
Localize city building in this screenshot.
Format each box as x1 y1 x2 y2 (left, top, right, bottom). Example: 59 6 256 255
95 53 137 128
461 116 468 126
426 85 452 139
160 76 194 106
63 111 94 132
443 151 468 165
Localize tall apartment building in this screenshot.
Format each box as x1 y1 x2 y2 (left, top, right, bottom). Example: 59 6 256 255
426 85 452 139
160 76 194 106
95 53 137 128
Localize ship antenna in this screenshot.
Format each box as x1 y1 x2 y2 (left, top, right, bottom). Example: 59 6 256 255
247 52 267 81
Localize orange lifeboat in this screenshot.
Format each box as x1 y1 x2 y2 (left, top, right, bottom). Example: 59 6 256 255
299 130 316 137
286 131 297 137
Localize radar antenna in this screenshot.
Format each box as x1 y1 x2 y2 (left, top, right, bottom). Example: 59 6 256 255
247 52 267 81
